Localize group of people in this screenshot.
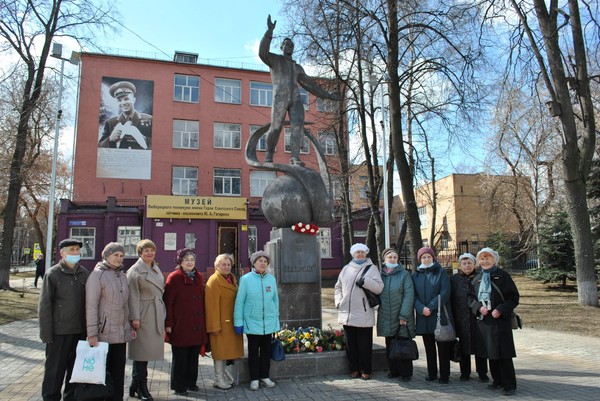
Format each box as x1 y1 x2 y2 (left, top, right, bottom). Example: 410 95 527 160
335 243 520 396
38 238 281 401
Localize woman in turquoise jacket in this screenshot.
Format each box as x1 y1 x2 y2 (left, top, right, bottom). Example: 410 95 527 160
234 251 280 391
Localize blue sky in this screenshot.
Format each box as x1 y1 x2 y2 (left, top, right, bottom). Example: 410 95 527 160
93 0 286 65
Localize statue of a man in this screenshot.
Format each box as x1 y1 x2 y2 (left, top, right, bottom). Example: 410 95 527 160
259 15 340 166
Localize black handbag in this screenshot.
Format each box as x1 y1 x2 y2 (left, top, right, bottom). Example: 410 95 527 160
271 336 285 361
389 325 419 361
359 265 380 308
450 339 461 363
74 372 113 401
491 282 522 330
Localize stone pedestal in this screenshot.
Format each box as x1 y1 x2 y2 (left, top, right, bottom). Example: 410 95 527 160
265 228 322 329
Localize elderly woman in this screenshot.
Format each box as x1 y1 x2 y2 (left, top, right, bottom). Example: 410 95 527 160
335 243 384 380
126 239 165 401
468 248 519 396
234 251 280 391
163 249 208 396
86 242 134 401
450 253 489 382
412 246 454 384
376 247 415 381
205 254 244 390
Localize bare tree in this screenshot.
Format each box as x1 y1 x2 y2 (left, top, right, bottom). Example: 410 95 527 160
0 0 117 290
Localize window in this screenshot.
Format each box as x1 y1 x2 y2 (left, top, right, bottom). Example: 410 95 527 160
250 82 273 106
172 167 198 195
441 236 449 250
250 125 267 151
418 206 427 228
248 225 257 256
319 132 337 155
391 223 396 237
317 97 337 113
250 171 276 197
299 88 309 110
318 228 332 258
70 227 95 259
331 176 342 200
214 168 241 195
174 74 199 103
284 128 310 154
214 123 241 149
118 226 141 257
173 120 199 149
215 78 241 104
398 212 405 227
174 52 198 63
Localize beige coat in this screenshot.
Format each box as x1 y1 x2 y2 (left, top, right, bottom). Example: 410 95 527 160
127 258 166 361
86 262 133 344
205 272 244 360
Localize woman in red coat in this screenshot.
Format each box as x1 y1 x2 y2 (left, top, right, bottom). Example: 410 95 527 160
163 249 208 396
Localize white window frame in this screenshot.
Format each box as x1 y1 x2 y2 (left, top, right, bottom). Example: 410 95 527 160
250 82 273 106
317 97 337 112
250 125 267 151
172 166 198 196
214 123 241 149
319 132 337 155
299 88 309 110
70 227 96 260
215 78 241 104
318 228 332 258
214 168 241 196
117 226 141 257
174 74 199 103
418 206 428 229
173 120 199 149
248 225 257 256
250 171 276 197
284 128 310 154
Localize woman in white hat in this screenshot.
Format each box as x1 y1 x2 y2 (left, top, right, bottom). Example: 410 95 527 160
334 243 383 380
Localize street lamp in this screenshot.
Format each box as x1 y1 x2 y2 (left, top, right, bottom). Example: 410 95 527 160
45 43 80 270
370 74 391 248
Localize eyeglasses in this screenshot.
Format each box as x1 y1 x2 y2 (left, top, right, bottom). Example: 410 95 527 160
182 257 196 262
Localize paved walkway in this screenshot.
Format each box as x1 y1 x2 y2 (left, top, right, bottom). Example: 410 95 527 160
2 277 600 400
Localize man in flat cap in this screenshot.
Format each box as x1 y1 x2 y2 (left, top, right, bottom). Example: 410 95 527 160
98 80 153 150
39 238 89 401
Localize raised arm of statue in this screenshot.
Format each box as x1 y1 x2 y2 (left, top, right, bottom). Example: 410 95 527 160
259 15 276 66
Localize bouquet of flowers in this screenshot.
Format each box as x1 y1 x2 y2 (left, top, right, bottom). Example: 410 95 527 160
291 222 319 235
274 325 345 354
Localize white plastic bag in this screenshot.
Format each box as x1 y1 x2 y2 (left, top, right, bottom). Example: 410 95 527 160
69 340 109 384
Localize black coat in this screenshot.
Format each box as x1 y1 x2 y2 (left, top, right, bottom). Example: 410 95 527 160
467 267 519 359
450 271 478 354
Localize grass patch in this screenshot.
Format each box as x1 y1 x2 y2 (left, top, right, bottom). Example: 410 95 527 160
0 272 39 325
320 274 600 338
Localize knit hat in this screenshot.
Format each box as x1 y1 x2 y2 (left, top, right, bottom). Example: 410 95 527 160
458 253 476 264
381 247 399 260
417 247 435 261
176 248 196 264
250 250 270 265
476 247 499 264
59 238 83 249
350 243 369 256
102 242 125 260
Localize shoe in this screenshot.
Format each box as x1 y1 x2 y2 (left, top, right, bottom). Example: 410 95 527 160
438 378 449 384
361 373 370 380
174 390 188 396
479 374 490 382
259 378 276 388
425 375 437 381
250 380 259 391
460 374 470 381
503 389 516 396
187 385 200 392
401 376 412 382
387 371 400 378
488 383 503 390
350 371 360 379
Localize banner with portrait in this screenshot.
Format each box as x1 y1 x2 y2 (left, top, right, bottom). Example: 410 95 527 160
96 77 154 179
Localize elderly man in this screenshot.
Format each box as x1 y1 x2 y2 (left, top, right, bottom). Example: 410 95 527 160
39 238 89 401
98 80 152 150
259 15 340 166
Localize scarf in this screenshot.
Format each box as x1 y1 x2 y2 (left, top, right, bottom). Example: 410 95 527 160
478 265 498 301
417 262 434 271
185 270 195 279
353 258 367 265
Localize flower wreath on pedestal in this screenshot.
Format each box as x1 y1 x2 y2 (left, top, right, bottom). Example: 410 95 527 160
291 222 319 235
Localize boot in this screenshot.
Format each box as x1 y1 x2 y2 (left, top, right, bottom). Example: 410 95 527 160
129 381 138 398
137 380 153 401
223 365 235 385
213 360 232 389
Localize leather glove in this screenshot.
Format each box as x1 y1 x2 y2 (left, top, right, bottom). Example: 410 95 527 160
356 277 365 288
234 326 244 335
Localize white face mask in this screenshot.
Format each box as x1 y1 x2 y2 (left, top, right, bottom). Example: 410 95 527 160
64 254 81 265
